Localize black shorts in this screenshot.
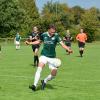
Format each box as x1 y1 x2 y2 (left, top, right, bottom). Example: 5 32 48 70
78 42 85 48
32 45 39 52
65 42 71 47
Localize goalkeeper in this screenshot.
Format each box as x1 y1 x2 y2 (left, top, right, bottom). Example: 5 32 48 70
25 24 73 91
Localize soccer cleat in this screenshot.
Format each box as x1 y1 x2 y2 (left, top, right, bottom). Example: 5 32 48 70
41 80 46 90
33 64 36 66
29 85 36 91
81 55 83 57
80 54 83 57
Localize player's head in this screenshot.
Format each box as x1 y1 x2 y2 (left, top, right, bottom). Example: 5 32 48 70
48 24 56 36
17 32 19 35
67 29 70 33
80 28 84 33
32 26 38 33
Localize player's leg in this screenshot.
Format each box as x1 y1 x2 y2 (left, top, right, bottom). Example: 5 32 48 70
79 42 85 57
41 58 59 90
29 56 47 91
0 45 1 51
0 45 1 53
41 68 57 90
44 69 57 84
78 42 82 57
16 41 20 50
65 43 68 53
16 44 18 50
29 62 44 91
32 46 37 66
81 46 85 57
79 48 83 57
18 42 20 49
15 41 17 49
34 48 39 66
67 42 71 55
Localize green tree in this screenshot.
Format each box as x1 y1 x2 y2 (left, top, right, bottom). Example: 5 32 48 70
18 0 40 34
71 6 85 25
0 0 28 37
19 0 39 19
41 1 71 34
81 7 100 42
19 0 39 25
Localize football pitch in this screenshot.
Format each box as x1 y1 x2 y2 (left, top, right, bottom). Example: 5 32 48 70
0 42 100 100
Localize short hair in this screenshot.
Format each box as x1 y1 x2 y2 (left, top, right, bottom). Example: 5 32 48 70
48 24 56 30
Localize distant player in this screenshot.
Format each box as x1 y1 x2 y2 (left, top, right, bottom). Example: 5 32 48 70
29 26 40 66
76 28 87 57
14 32 21 50
25 24 73 91
63 30 72 55
0 45 1 53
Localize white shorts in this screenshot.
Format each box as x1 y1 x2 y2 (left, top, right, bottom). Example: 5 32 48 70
39 56 61 70
15 41 20 45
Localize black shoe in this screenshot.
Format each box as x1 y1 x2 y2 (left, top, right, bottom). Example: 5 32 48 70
41 80 46 90
33 64 36 66
29 85 36 91
80 54 83 57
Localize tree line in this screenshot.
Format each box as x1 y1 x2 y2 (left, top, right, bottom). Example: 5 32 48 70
0 0 100 42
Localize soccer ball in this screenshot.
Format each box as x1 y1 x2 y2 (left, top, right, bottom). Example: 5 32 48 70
54 58 61 67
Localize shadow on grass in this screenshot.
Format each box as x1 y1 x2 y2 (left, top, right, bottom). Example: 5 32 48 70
36 84 56 91
37 83 70 91
30 64 38 68
28 83 70 92
75 55 82 58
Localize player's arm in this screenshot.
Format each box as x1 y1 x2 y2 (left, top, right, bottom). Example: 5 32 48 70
25 40 41 45
59 41 73 53
20 36 21 40
29 34 39 40
76 34 79 41
29 36 33 41
63 37 66 41
85 34 87 41
70 36 73 40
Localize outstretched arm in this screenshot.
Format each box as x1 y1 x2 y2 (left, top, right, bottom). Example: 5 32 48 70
25 40 41 45
59 41 73 53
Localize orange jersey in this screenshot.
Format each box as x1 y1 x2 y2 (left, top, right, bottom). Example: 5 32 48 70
76 33 87 43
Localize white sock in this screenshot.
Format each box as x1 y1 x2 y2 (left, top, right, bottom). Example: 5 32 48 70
18 45 20 49
34 67 42 87
16 46 18 49
44 74 55 83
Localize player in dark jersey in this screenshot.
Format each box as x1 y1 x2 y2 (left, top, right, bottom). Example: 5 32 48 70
25 24 73 91
0 45 1 53
29 27 40 66
63 30 72 55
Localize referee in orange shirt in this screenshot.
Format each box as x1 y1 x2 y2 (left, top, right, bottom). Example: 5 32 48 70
76 28 87 57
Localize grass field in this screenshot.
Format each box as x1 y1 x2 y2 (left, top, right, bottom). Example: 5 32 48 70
0 42 100 100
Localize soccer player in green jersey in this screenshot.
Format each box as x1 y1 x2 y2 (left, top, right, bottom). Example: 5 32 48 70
14 33 21 50
25 24 72 91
